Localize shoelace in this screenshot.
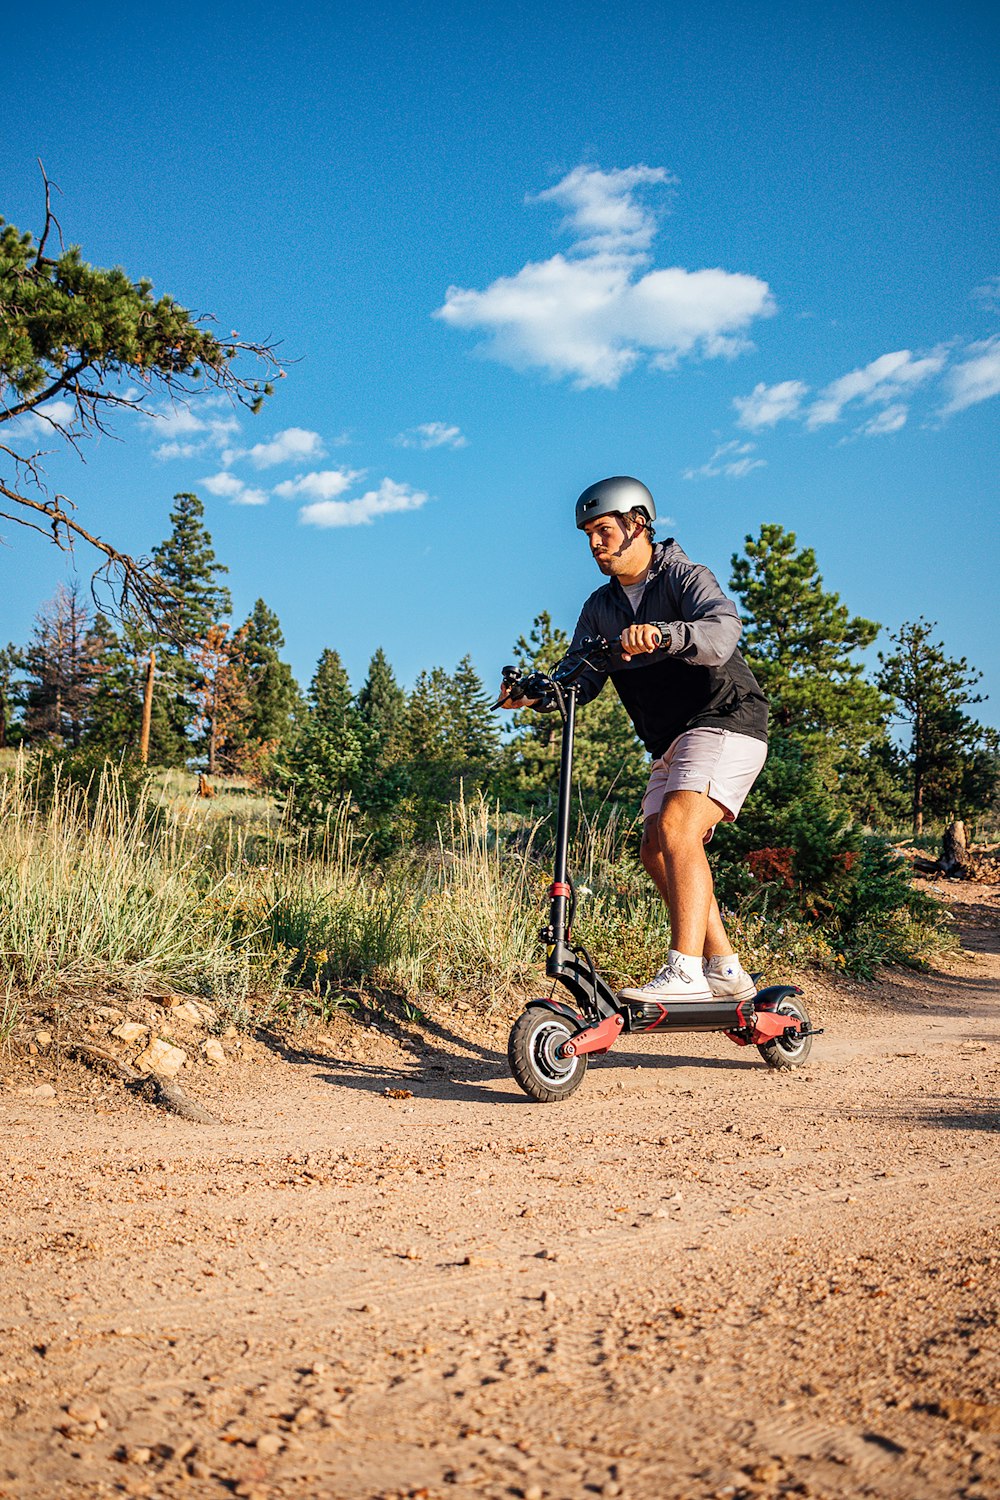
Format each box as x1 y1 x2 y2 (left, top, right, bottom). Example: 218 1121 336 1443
645 961 690 989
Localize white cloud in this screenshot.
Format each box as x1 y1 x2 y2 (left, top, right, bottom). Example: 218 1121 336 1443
938 335 1000 416
145 398 241 459
683 441 766 481
733 379 809 430
971 276 1000 312
857 404 908 436
435 164 775 388
530 163 675 255
200 471 268 506
805 349 945 430
29 398 76 428
395 422 468 450
299 478 429 529
273 467 363 500
232 426 325 469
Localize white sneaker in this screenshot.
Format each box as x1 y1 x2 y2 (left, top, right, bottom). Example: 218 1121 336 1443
620 958 712 1003
704 957 757 1002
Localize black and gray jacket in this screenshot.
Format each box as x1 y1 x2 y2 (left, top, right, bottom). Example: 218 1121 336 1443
569 539 768 759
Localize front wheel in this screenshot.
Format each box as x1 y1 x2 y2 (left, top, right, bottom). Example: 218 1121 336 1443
508 1008 588 1103
757 995 813 1070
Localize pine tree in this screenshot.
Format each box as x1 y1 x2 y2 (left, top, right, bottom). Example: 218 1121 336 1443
498 612 647 814
445 655 501 792
82 613 146 757
357 647 406 759
16 581 103 746
0 644 16 748
239 598 299 752
283 649 365 821
877 619 999 833
730 524 891 810
143 493 233 766
0 184 278 604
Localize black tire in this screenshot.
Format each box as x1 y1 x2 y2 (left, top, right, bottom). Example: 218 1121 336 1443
756 995 813 1070
508 1008 588 1103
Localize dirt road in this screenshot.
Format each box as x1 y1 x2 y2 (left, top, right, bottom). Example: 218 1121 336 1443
2 885 998 1500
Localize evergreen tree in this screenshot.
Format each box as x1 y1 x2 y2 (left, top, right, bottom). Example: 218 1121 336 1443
357 647 406 759
354 647 409 846
0 185 277 604
142 493 233 766
16 581 103 746
498 611 647 814
0 644 17 748
730 523 891 811
283 650 365 822
82 613 146 757
239 598 299 752
877 619 999 833
445 655 501 791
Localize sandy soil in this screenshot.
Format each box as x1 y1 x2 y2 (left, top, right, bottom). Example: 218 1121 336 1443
1 883 998 1500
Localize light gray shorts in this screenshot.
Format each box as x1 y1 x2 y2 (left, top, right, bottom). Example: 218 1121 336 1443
641 727 768 827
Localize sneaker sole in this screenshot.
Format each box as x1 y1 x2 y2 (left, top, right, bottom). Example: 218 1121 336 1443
707 983 758 1002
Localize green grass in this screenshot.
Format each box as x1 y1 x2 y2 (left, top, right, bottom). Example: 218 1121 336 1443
0 756 958 1032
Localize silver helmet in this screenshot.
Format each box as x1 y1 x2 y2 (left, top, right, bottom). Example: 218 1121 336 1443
575 475 656 530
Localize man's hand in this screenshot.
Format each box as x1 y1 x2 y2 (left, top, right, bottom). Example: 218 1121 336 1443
495 683 539 710
619 622 666 662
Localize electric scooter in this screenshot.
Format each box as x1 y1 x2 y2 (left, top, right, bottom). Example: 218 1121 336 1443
497 632 820 1103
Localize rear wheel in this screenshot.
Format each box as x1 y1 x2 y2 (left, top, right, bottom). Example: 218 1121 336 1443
508 1008 588 1103
757 995 813 1070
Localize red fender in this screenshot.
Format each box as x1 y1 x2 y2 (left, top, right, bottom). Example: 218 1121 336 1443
558 1013 624 1057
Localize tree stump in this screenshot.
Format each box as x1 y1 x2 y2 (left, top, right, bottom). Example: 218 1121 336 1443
940 820 967 875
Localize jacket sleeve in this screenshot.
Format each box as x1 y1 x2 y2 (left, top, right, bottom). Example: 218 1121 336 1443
566 604 610 708
659 564 742 667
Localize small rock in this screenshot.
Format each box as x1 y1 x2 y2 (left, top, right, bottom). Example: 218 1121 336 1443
524 1485 544 1500
201 1038 227 1067
34 1030 52 1049
292 1405 317 1427
171 1002 204 1025
255 1432 283 1456
133 1037 187 1078
112 1022 149 1044
33 1083 57 1100
221 1025 239 1039
67 1399 103 1424
125 1445 152 1465
95 1006 125 1023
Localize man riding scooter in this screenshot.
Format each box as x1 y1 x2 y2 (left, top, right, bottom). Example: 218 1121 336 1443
500 475 769 1007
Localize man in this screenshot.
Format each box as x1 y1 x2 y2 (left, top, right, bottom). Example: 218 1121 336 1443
505 475 768 1005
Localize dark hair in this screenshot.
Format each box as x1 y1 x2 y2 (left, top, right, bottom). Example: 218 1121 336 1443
628 506 655 542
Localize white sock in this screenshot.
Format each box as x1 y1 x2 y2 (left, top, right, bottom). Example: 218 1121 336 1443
668 949 705 980
705 953 742 977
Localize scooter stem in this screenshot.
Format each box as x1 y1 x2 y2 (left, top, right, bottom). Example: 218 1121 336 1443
551 686 576 940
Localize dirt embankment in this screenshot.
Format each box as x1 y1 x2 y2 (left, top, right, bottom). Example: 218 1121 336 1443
1 882 998 1500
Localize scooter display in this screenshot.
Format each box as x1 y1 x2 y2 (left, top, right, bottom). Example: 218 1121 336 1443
497 633 820 1103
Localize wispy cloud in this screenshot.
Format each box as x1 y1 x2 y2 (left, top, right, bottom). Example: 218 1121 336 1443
144 397 241 460
856 404 908 437
937 335 1000 416
273 468 363 500
436 164 774 388
971 276 1000 313
226 426 325 469
683 441 766 480
530 163 676 255
299 478 429 529
395 422 468 450
733 379 808 430
804 349 945 430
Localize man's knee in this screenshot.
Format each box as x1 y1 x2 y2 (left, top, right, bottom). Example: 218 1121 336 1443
657 792 715 853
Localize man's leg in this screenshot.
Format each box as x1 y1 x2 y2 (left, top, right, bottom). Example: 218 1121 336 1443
641 814 734 957
646 790 726 953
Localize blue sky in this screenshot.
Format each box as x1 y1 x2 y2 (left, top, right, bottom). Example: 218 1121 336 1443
3 0 999 725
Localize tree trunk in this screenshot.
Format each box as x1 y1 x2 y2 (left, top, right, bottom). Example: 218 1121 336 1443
139 651 155 765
